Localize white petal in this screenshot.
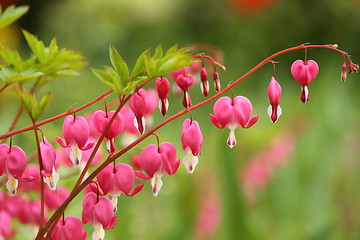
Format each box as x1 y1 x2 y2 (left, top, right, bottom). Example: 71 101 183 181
277 105 282 118
151 174 163 197
267 105 272 119
70 146 82 167
44 167 60 191
6 174 18 196
92 224 105 240
182 151 199 174
227 128 237 148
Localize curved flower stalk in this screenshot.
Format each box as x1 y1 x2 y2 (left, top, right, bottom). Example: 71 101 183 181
97 163 144 212
56 115 94 168
181 118 203 173
136 142 180 196
210 96 259 148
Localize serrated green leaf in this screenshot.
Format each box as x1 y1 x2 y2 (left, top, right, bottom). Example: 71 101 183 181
131 48 151 80
0 5 29 29
23 30 47 63
15 90 51 120
153 45 163 59
109 45 129 87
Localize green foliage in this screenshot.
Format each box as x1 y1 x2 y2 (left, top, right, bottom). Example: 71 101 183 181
92 44 194 95
15 89 51 120
0 30 86 89
0 5 29 29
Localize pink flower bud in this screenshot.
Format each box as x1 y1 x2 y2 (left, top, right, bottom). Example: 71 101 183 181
40 137 60 190
267 76 282 123
213 71 221 92
176 74 194 108
52 215 87 240
181 119 203 173
138 142 180 196
130 89 147 134
92 110 125 154
341 61 347 82
156 77 170 116
210 96 258 148
200 67 209 97
290 59 319 103
82 192 118 240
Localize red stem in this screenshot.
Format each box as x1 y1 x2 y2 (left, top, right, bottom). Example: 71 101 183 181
31 43 353 239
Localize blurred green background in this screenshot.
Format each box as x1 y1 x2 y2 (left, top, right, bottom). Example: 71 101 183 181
1 0 360 239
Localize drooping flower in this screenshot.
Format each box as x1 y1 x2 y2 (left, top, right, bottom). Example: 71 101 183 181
200 67 209 97
44 186 69 210
97 163 144 212
176 74 194 108
210 96 258 148
267 76 282 123
290 59 319 103
0 144 28 196
213 70 221 93
130 89 147 134
52 215 87 240
0 210 15 239
155 77 170 116
82 192 118 240
56 115 94 167
40 137 60 190
136 142 180 196
92 110 125 154
181 119 203 173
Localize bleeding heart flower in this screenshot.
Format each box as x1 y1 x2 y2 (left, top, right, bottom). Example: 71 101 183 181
97 163 144 212
44 186 69 210
200 67 209 97
156 77 170 116
0 144 28 196
52 215 87 240
0 210 15 239
136 142 180 196
267 76 282 123
56 115 94 168
82 192 118 240
176 74 194 108
40 137 59 190
210 96 258 148
181 119 203 173
92 110 125 154
130 89 147 134
290 59 319 103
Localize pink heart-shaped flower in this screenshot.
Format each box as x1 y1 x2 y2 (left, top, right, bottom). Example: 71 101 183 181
290 60 319 85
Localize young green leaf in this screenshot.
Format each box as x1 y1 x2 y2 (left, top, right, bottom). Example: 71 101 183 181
131 48 151 80
0 5 29 29
109 45 129 86
15 90 52 120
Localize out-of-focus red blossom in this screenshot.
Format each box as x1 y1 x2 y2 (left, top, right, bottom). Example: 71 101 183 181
18 164 40 191
241 131 295 202
17 199 48 225
0 0 17 8
120 106 139 135
195 192 220 239
229 0 278 14
51 215 87 240
130 154 142 170
44 186 69 210
0 210 16 239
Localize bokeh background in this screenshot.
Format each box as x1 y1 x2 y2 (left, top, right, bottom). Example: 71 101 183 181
1 0 360 239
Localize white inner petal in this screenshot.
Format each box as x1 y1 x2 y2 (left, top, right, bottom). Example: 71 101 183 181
182 151 199 174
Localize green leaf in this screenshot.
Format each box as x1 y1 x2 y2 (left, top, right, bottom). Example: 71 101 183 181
0 5 29 29
153 44 163 60
109 45 129 86
15 90 51 120
22 30 46 63
130 48 151 80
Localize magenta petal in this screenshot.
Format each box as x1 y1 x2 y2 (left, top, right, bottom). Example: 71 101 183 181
130 89 146 117
82 192 97 224
0 144 9 176
40 137 56 175
140 144 161 177
94 196 116 229
244 115 259 128
134 170 151 180
182 120 203 156
71 116 90 149
125 184 144 196
97 165 116 195
7 146 27 179
159 142 178 175
212 97 233 127
169 159 180 175
56 137 68 148
114 163 135 195
209 114 225 129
